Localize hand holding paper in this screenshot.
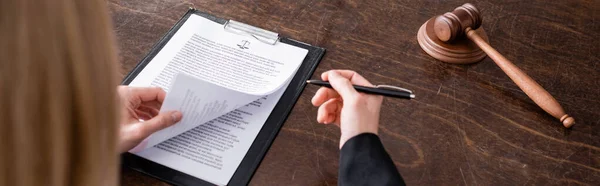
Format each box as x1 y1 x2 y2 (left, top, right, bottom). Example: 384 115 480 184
117 86 183 153
142 73 260 149
127 13 310 185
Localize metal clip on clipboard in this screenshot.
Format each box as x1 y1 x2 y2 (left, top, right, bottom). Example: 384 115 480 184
224 20 280 45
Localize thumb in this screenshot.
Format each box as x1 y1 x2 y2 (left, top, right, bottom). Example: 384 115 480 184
328 71 358 98
142 111 183 134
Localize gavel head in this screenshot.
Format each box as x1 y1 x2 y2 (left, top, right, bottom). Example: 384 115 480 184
434 3 482 42
416 3 488 64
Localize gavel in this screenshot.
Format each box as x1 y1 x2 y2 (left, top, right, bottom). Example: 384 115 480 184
417 3 575 128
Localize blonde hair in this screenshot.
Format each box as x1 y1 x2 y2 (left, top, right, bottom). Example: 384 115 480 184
0 0 119 185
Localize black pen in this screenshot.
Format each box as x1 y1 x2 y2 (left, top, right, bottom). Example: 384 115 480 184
306 80 415 99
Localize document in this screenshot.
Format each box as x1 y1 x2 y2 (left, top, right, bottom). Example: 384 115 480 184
128 14 307 185
143 74 260 149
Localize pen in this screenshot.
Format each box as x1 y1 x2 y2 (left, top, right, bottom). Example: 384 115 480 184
306 80 415 99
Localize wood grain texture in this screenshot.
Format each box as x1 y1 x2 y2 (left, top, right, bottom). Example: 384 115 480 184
466 29 575 128
111 0 600 185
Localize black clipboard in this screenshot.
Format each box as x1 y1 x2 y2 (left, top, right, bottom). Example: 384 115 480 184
120 8 325 186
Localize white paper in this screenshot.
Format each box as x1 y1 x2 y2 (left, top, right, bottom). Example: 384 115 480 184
144 74 260 148
127 14 308 185
129 14 308 95
131 14 307 150
136 80 288 185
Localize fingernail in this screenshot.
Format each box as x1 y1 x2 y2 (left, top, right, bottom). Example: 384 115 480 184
171 111 182 122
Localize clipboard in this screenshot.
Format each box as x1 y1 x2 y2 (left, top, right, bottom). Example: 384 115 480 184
120 8 325 186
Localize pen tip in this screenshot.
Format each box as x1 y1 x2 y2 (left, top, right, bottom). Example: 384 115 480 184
410 94 415 99
306 80 312 83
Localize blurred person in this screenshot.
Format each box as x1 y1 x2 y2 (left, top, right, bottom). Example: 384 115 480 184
0 0 180 185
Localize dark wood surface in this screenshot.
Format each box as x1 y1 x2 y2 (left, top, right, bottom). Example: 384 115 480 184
112 1 599 185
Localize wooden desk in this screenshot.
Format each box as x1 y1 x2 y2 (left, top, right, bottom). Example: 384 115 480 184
112 1 599 185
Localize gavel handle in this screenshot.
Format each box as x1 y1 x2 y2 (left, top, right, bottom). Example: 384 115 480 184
465 29 575 128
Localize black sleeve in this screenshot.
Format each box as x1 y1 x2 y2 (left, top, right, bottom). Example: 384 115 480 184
338 133 406 186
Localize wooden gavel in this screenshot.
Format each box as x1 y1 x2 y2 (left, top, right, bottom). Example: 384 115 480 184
419 3 575 128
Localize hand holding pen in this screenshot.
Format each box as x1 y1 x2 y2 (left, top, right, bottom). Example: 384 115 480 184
307 80 414 99
309 70 414 149
307 73 414 100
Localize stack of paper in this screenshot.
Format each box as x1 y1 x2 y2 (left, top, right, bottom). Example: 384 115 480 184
127 14 308 185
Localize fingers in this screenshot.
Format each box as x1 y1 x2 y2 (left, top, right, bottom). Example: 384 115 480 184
139 111 182 137
140 105 160 116
135 110 153 121
311 87 340 106
129 87 167 103
135 105 160 120
119 110 182 152
317 98 342 124
321 70 373 87
140 100 162 110
325 71 359 98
